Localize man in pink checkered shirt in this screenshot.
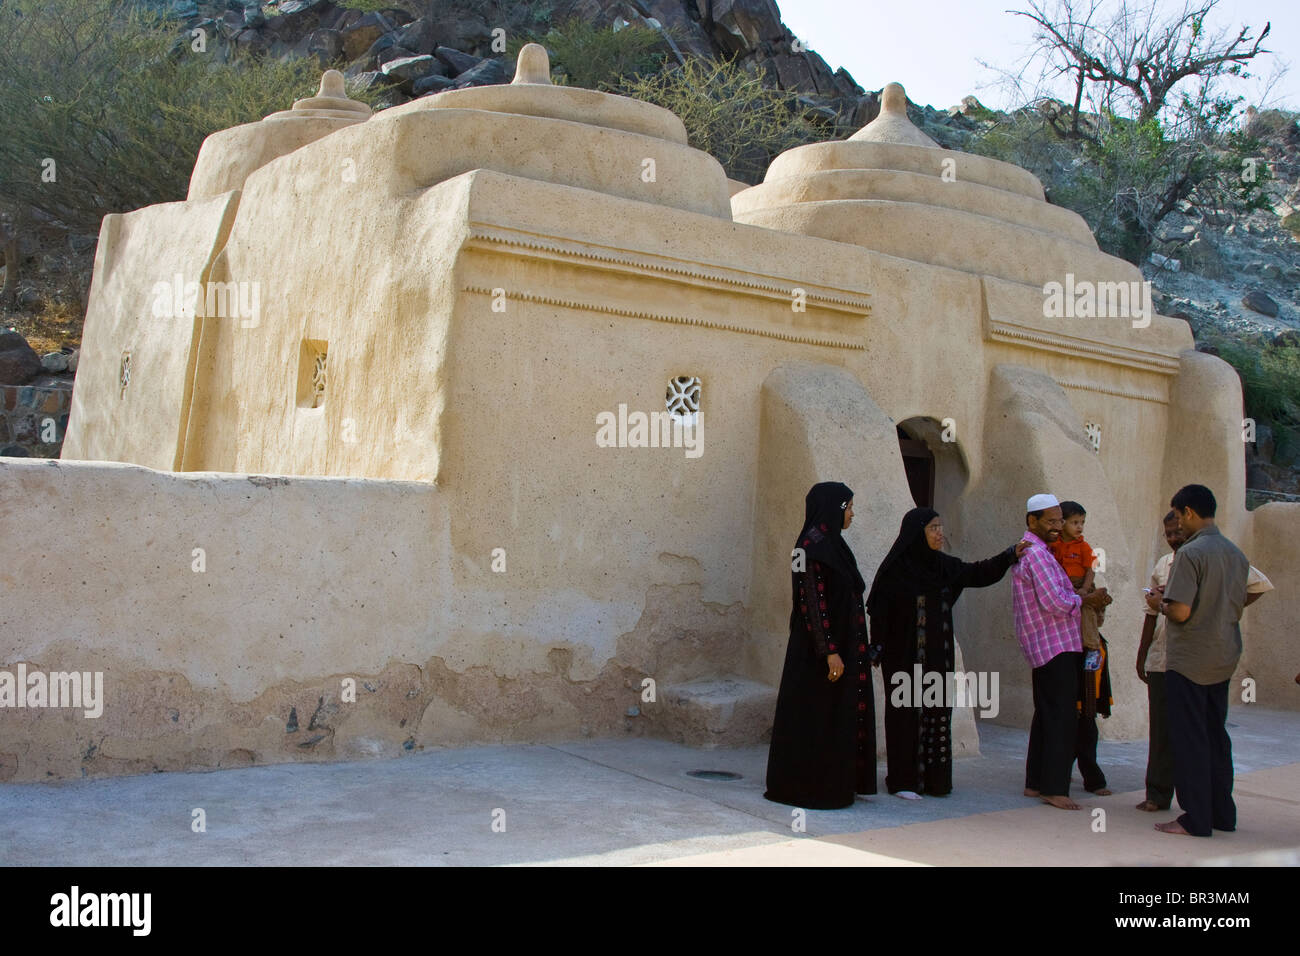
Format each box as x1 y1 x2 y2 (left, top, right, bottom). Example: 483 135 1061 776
1013 493 1112 810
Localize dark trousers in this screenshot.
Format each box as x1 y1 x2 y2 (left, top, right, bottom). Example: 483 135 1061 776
1074 715 1106 792
1025 651 1082 797
1144 671 1175 808
1166 670 1235 836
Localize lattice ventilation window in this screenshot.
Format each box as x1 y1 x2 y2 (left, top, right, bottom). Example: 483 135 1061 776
297 339 328 409
1084 421 1102 454
666 375 701 424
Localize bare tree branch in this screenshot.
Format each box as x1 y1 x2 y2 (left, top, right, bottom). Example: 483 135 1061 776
1009 0 1270 127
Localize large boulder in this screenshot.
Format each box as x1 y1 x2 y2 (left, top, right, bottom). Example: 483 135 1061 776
304 28 344 64
0 330 42 386
341 11 394 60
381 55 445 86
414 74 456 96
218 8 246 38
397 17 438 56
41 351 69 373
831 67 863 99
423 11 491 53
768 50 814 91
263 0 332 39
1243 289 1281 317
1182 233 1226 279
350 71 395 94
702 0 784 55
454 58 508 87
376 45 417 69
434 45 482 75
638 0 715 59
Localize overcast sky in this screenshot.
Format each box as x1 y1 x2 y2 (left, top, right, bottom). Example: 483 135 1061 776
775 0 1297 114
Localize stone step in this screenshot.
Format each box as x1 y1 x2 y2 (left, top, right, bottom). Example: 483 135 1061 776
644 676 778 749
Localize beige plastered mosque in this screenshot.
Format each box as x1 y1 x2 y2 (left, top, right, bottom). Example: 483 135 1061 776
1 46 1295 781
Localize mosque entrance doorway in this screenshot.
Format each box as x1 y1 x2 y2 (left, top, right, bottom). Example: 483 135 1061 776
895 417 970 536
898 426 935 508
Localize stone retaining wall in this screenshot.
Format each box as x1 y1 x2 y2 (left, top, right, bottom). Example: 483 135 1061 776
0 379 72 458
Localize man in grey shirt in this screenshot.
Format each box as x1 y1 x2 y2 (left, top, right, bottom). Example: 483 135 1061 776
1154 484 1249 837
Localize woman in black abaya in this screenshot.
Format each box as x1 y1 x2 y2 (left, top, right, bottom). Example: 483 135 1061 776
866 507 1026 799
765 482 880 810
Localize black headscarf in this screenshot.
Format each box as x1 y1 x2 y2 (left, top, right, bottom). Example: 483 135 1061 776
794 482 865 594
865 506 964 615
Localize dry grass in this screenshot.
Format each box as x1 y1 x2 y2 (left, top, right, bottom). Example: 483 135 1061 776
1 286 84 357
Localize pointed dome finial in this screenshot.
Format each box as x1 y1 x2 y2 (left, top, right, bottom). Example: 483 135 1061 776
513 43 552 85
318 70 346 100
850 81 938 148
881 82 907 114
288 69 372 118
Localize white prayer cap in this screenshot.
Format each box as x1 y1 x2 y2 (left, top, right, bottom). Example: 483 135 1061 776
1026 493 1060 512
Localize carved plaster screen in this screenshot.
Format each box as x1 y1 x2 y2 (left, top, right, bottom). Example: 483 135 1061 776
1084 421 1102 453
298 339 328 409
666 376 700 424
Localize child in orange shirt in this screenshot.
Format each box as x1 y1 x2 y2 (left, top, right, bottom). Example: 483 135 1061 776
1053 500 1113 795
1050 500 1102 651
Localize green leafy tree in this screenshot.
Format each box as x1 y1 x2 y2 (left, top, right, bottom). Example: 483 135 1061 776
620 58 825 184
0 0 323 234
508 18 670 91
1012 0 1270 136
1212 335 1300 462
981 0 1276 264
1058 111 1263 263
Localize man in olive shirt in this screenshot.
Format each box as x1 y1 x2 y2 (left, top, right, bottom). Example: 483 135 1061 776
1155 484 1249 837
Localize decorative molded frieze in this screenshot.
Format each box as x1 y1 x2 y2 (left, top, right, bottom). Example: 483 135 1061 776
982 275 1183 378
1057 379 1168 405
466 224 870 311
462 286 868 350
989 322 1181 376
462 222 871 349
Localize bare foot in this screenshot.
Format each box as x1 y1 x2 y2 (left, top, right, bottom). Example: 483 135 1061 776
1024 788 1040 797
1135 800 1165 812
1155 820 1192 835
1041 795 1081 810
1091 788 1113 796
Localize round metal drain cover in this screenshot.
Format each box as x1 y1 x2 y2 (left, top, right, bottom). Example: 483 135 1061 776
686 769 742 781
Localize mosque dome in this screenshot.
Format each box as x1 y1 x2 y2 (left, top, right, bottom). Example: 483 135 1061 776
188 70 372 200
373 44 733 218
731 82 1136 287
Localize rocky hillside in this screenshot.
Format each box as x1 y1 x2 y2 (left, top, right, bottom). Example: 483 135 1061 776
152 1 877 122
919 99 1300 345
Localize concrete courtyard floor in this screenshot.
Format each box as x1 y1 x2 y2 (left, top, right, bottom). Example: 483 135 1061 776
2 706 1297 866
